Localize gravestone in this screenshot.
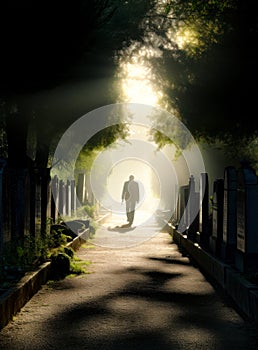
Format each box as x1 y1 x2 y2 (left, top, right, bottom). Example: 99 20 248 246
209 178 224 257
235 164 258 272
186 175 199 241
77 173 86 205
86 173 95 205
66 180 71 217
40 168 51 236
196 172 210 248
58 180 66 216
176 185 189 233
171 184 179 225
221 166 237 263
34 168 42 235
71 179 76 215
51 175 59 223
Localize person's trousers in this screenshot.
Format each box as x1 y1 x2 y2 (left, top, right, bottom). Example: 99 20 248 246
126 200 136 224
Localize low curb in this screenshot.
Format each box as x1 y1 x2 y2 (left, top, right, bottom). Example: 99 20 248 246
169 224 258 322
0 212 111 330
0 261 51 330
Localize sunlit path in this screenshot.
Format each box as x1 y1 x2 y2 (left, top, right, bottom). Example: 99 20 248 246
89 211 161 249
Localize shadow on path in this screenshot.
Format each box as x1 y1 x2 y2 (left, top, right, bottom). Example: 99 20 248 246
0 233 257 350
36 265 257 350
107 225 136 233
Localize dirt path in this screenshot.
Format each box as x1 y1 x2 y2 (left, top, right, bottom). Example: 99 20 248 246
0 229 257 350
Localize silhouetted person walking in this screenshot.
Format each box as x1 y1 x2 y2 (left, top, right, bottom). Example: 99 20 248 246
121 175 139 226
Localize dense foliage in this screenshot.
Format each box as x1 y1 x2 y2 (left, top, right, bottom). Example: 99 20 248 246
146 0 258 167
0 0 257 169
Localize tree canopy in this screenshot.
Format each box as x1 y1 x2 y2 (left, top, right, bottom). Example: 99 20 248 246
0 0 130 167
130 0 258 168
0 0 118 94
0 0 257 169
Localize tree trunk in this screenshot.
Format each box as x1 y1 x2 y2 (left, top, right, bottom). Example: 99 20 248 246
5 103 31 168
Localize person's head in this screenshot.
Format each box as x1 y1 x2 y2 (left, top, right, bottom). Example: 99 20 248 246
129 175 134 181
